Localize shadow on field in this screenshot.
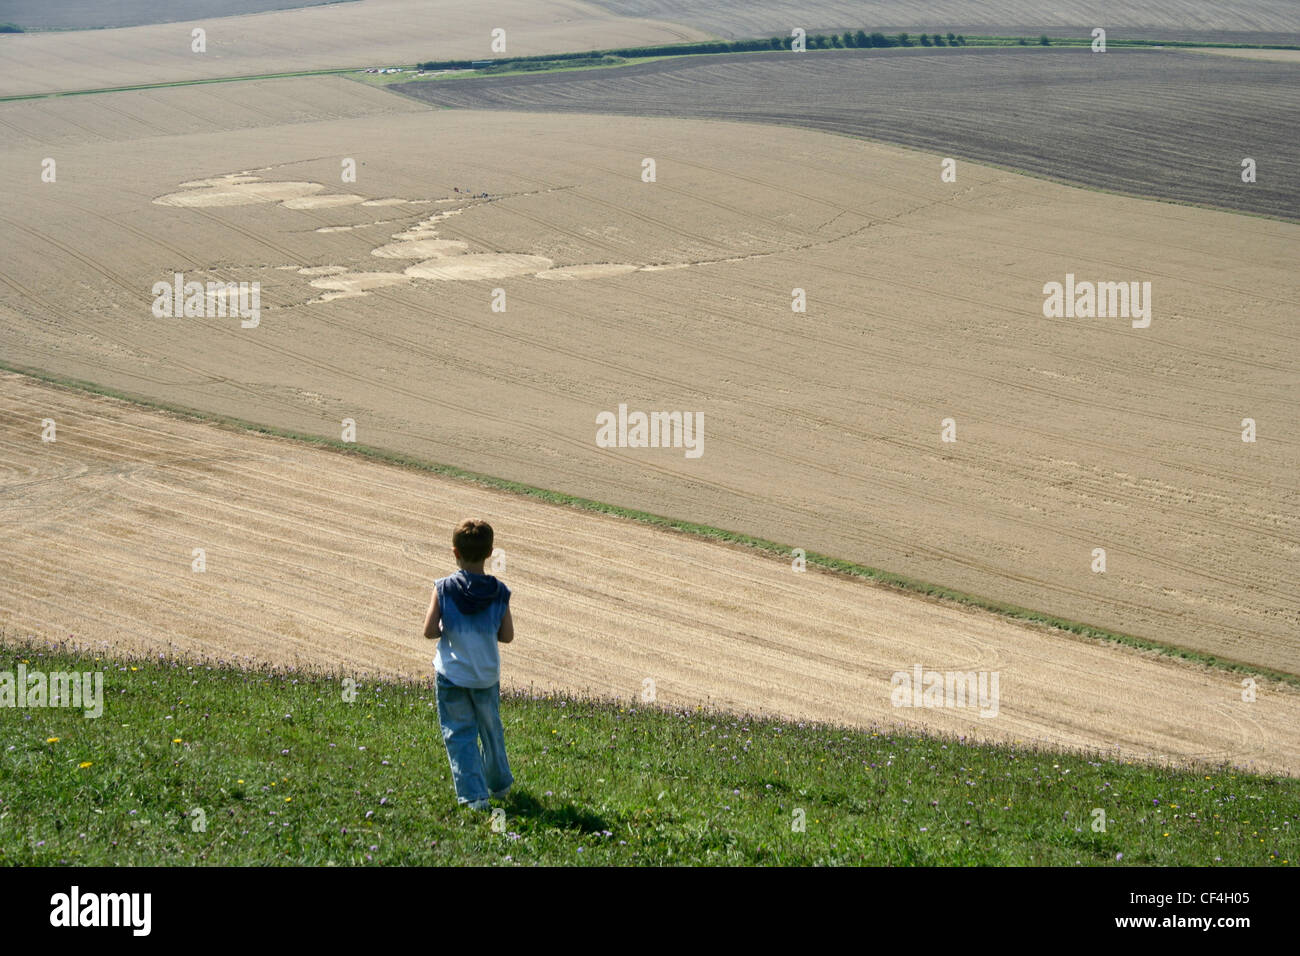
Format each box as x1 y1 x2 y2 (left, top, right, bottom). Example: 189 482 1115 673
505 788 613 834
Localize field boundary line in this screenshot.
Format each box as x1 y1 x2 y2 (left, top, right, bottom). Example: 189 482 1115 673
0 67 378 103
4 359 1296 688
6 34 1297 103
393 54 1300 225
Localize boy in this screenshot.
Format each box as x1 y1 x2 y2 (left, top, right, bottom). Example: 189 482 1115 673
422 518 515 811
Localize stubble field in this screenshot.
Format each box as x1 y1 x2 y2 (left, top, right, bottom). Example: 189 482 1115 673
1 80 1295 689
5 372 1298 775
0 0 350 31
0 0 708 98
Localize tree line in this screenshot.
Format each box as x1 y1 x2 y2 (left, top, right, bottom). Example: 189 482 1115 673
417 31 980 71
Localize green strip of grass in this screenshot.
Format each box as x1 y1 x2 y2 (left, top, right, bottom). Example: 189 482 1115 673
394 36 1300 87
413 34 1299 72
0 68 362 103
352 55 687 88
3 360 1296 688
1 644 1294 865
5 32 1295 103
373 36 1300 89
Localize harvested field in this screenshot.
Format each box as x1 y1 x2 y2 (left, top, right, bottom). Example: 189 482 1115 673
400 46 1300 221
0 94 1295 677
0 0 344 31
588 0 1300 44
0 0 710 98
3 373 1297 776
0 75 427 152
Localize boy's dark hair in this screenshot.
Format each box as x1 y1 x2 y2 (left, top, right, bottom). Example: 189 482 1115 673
452 519 494 562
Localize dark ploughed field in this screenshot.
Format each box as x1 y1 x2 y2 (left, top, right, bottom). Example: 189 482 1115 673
399 47 1300 221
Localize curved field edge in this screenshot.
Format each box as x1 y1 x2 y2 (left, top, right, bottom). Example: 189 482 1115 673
632 107 1300 227
5 360 1293 689
0 68 363 103
4 48 1290 223
398 83 1298 226
4 33 1296 103
395 47 1300 223
0 641 1295 866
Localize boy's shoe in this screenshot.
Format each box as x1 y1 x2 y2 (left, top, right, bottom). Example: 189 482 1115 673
464 798 490 811
490 786 511 800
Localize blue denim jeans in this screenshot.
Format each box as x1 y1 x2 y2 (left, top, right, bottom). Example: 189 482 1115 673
435 672 513 806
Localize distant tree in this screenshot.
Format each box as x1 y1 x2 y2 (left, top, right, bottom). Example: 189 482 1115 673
830 33 844 47
919 33 931 46
855 30 870 47
933 33 946 46
870 32 890 47
770 36 783 49
897 32 911 46
947 32 957 45
1018 37 1028 45
957 34 966 45
841 32 855 48
1040 34 1051 45
0 22 23 32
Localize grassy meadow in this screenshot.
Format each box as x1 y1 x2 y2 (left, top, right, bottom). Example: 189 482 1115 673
0 643 1294 866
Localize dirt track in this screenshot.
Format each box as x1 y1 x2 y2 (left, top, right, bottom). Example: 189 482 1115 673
2 372 1297 776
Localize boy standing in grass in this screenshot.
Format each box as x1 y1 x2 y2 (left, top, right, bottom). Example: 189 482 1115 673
422 519 515 811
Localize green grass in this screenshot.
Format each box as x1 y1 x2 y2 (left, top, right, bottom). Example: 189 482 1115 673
0 644 1295 866
4 359 1296 690
365 35 1300 92
413 34 1298 73
6 32 1296 104
0 68 362 104
352 54 686 88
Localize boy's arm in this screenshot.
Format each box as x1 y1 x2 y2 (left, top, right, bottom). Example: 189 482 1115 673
422 590 441 640
497 607 514 644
